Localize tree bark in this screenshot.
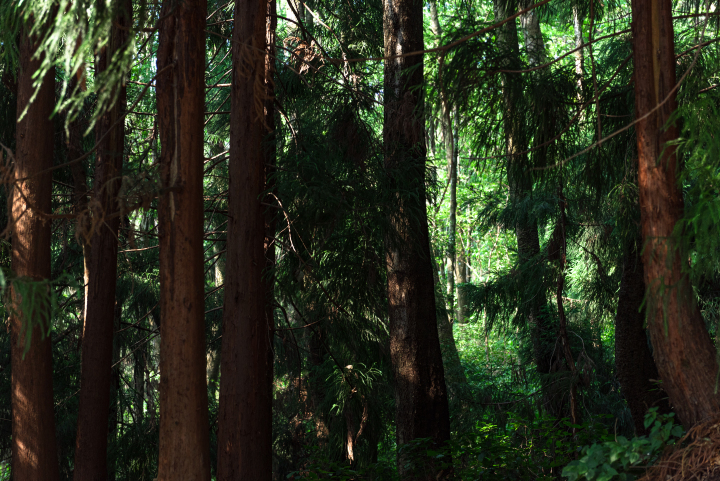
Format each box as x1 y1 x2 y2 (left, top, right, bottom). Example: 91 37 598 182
383 0 452 476
431 255 467 388
11 21 60 481
495 0 554 392
572 4 584 80
615 238 669 434
550 188 579 427
519 0 546 67
216 0 274 477
74 3 130 478
156 0 211 478
631 0 720 427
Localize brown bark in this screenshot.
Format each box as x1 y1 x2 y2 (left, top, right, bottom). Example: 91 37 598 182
156 0 211 478
10 22 60 481
632 0 720 427
216 0 274 477
73 3 130 479
615 238 669 434
495 0 555 391
383 0 452 476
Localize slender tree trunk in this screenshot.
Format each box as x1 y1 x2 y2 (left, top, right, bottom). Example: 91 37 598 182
74 3 130 478
156 0 211 478
519 0 546 67
451 113 467 324
430 0 466 332
615 237 669 434
66 73 89 319
496 0 554 396
383 0 452 476
448 114 457 322
550 188 579 427
216 0 274 476
10 21 60 481
572 4 584 81
631 0 720 427
432 256 467 388
133 349 145 425
428 0 456 322
264 0 278 426
207 240 224 400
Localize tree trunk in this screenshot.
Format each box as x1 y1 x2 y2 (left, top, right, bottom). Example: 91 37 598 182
451 113 467 324
572 4 584 79
496 0 554 395
264 0 278 438
74 3 130 478
428 0 457 324
432 255 467 388
10 21 60 481
216 0 274 476
383 0 452 476
108 303 121 481
519 0 546 67
550 188 579 427
615 237 669 434
156 0 211 478
631 0 720 427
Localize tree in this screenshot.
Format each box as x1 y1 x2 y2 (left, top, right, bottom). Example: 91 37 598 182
73 2 130 478
383 0 452 475
156 0 211 478
216 0 274 477
631 0 720 426
614 236 668 434
493 0 556 410
10 19 60 481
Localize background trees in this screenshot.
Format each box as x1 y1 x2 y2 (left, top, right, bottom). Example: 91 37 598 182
1 0 720 479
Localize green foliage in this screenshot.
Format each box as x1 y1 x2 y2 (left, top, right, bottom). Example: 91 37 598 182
289 413 618 480
1 0 719 479
563 409 685 481
9 273 80 357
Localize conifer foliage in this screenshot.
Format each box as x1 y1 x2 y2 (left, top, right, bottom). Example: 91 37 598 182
0 0 720 480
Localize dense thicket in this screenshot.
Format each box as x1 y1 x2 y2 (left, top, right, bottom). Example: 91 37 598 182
1 0 720 480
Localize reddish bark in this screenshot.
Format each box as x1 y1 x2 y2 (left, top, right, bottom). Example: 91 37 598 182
631 0 720 426
156 0 211 478
10 22 60 481
216 0 274 478
73 3 130 479
383 0 452 476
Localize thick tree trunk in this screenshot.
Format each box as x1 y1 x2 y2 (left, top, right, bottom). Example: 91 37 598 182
216 0 274 477
74 3 130 478
156 0 211 478
615 238 669 434
10 22 60 481
383 0 452 477
631 0 720 427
